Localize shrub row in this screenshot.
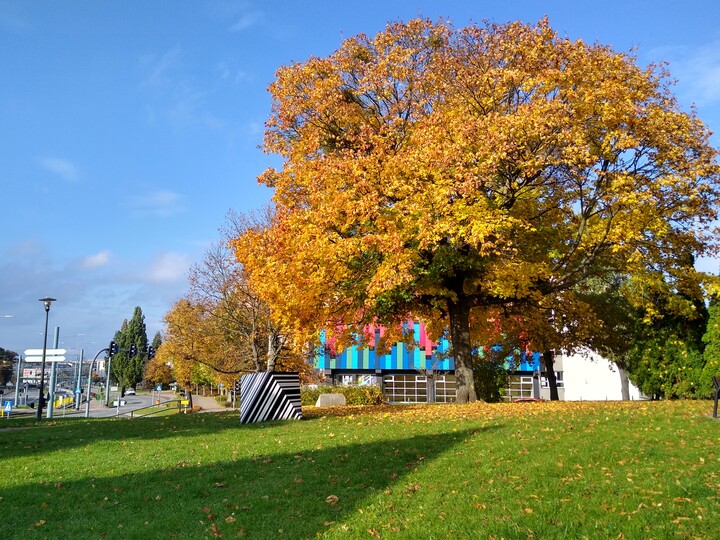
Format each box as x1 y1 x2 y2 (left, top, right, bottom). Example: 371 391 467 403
300 384 384 406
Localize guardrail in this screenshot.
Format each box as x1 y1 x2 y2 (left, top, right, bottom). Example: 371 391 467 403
120 398 184 419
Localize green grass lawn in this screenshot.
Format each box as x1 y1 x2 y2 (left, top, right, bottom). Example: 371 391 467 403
0 401 717 539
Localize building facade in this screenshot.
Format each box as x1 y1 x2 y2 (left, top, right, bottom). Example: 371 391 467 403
315 321 641 402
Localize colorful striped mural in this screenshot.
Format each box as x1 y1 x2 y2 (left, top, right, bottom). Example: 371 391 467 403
317 320 452 371
315 321 543 373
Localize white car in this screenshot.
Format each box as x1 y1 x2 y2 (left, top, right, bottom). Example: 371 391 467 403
125 388 136 396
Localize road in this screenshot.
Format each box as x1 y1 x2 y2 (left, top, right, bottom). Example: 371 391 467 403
1 389 228 419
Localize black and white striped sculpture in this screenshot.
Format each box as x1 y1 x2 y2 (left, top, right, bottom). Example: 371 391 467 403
240 372 302 424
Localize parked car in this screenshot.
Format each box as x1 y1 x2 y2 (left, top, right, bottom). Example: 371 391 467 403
125 388 136 396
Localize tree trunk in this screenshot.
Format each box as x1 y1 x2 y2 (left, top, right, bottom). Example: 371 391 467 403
617 364 630 400
250 327 261 372
448 296 477 404
426 371 436 403
267 331 277 373
542 350 559 401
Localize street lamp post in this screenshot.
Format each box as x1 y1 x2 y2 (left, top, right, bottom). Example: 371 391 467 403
35 297 56 421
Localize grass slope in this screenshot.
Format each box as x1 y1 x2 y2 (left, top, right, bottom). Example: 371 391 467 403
0 401 718 539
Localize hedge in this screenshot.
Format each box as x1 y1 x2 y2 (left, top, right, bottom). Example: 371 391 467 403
300 384 384 406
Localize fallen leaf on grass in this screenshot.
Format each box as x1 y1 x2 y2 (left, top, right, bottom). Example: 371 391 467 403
214 482 228 488
326 495 339 506
404 482 421 494
225 516 236 523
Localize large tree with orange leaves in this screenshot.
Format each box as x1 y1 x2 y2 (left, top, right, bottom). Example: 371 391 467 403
235 18 720 403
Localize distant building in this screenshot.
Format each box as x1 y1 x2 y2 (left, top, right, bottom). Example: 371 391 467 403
314 321 641 402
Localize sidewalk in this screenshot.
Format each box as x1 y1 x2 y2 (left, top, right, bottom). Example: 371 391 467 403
159 391 231 413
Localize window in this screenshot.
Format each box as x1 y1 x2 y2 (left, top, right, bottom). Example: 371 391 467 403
383 374 456 403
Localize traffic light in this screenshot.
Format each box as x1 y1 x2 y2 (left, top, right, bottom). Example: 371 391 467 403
147 346 156 360
233 379 240 393
108 340 119 356
129 343 138 357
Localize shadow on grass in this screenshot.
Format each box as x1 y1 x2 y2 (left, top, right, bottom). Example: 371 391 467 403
0 405 451 460
0 411 266 459
0 425 499 538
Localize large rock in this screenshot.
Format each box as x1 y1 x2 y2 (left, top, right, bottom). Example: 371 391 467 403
315 393 347 407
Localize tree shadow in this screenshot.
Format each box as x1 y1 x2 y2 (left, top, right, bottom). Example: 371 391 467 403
0 411 265 460
0 423 502 538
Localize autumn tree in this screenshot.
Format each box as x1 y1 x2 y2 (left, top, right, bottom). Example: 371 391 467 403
234 18 720 403
144 331 173 388
158 211 304 396
143 356 174 387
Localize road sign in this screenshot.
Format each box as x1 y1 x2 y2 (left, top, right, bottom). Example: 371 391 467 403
156 385 162 391
4 402 11 413
24 348 66 356
75 387 82 394
23 356 67 363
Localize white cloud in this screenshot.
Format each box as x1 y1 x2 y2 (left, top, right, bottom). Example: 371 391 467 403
81 250 111 269
230 11 262 31
142 45 182 88
658 41 720 107
128 190 185 217
146 252 191 284
140 47 224 131
217 61 249 84
39 157 79 182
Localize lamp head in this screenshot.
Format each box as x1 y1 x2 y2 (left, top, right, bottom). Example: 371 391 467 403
38 297 57 311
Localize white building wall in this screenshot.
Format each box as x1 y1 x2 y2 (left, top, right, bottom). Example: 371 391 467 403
560 348 642 401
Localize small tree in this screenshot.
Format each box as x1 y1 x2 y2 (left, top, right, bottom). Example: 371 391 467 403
144 356 174 387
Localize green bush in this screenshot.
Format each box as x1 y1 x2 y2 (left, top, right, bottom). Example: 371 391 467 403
215 395 233 407
301 384 384 406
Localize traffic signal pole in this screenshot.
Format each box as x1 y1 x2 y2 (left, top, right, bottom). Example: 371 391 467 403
86 347 109 418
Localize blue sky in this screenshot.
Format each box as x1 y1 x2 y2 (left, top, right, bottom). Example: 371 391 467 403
2 1 720 357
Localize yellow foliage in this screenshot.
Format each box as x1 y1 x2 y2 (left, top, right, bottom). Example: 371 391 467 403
233 18 720 399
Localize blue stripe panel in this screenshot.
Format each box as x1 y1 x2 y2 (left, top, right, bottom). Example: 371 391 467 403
311 323 457 372
239 372 302 424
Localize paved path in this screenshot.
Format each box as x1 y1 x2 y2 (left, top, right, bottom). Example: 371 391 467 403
159 391 232 413
188 393 229 412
